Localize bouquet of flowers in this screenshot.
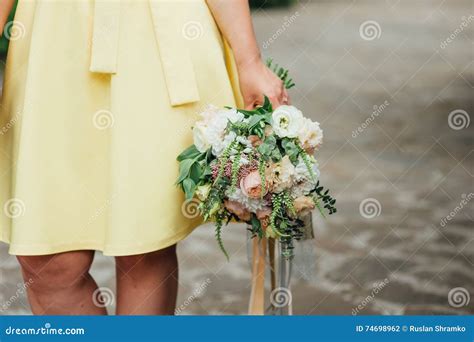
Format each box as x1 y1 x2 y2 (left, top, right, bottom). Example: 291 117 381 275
176 62 336 260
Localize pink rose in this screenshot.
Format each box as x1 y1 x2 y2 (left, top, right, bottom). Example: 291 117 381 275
240 171 266 199
224 200 251 221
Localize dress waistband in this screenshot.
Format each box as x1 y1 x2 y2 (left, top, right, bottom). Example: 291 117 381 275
89 0 200 107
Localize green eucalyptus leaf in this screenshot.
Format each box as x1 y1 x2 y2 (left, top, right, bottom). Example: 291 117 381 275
176 159 195 184
177 145 202 162
189 162 202 183
183 178 197 200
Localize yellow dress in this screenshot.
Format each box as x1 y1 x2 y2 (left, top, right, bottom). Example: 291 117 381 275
0 0 242 256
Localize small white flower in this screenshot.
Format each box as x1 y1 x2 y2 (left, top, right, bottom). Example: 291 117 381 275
236 135 252 147
271 105 304 138
298 118 323 150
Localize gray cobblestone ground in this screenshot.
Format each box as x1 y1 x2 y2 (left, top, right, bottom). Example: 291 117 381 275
1 0 472 315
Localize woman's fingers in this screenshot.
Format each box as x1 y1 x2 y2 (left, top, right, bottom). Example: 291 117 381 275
282 88 290 105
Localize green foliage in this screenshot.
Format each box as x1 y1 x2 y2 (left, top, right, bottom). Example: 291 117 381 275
299 148 317 182
230 149 242 192
281 191 296 216
215 214 229 261
249 214 263 239
266 58 295 89
281 139 300 162
175 147 208 200
216 140 237 183
258 157 266 197
177 144 202 162
269 193 290 237
311 180 337 215
257 135 277 159
0 1 17 59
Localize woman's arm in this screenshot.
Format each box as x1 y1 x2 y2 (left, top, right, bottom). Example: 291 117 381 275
0 0 15 37
207 0 288 109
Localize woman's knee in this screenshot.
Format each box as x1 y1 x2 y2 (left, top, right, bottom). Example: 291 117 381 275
17 250 95 290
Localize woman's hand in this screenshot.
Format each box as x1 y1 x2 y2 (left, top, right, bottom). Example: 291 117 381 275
237 60 289 109
206 0 290 109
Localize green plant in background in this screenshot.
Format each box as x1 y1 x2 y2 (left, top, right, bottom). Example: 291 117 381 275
250 0 295 9
0 0 18 59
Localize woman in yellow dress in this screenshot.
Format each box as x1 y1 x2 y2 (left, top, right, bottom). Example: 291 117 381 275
0 0 288 315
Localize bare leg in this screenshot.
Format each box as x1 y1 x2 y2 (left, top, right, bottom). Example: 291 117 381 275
115 245 178 315
17 251 106 315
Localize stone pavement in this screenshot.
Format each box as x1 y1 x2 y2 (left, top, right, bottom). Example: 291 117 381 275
0 0 472 315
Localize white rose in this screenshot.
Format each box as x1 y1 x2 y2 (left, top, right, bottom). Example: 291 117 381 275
199 105 220 124
193 122 211 152
212 131 236 157
271 105 304 138
298 118 323 150
223 108 244 124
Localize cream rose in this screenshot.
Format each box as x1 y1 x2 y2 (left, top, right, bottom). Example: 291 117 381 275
298 118 323 151
269 156 296 193
294 196 315 216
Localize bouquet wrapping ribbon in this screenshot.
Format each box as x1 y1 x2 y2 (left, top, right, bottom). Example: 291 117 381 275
90 0 200 106
248 237 278 315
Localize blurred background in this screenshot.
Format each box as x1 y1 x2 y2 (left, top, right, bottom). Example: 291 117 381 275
0 0 473 315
